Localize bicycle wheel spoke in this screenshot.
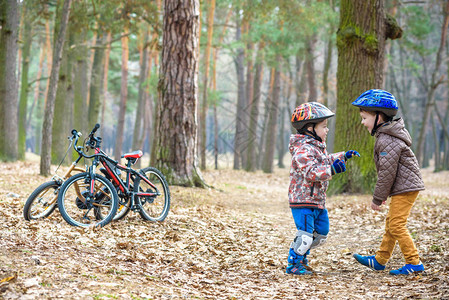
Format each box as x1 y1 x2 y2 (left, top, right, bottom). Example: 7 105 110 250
135 167 170 221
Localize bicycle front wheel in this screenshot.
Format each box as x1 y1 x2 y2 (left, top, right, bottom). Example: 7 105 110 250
57 172 118 227
134 167 170 221
23 181 60 220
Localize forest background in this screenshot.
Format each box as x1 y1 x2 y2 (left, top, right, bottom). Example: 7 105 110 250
1 0 449 191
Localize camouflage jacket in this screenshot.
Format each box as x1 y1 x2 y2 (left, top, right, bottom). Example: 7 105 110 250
288 134 345 209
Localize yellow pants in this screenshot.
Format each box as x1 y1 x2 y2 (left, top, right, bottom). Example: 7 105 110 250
375 191 420 266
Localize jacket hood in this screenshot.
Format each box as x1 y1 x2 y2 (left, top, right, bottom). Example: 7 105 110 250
289 134 326 154
376 118 412 146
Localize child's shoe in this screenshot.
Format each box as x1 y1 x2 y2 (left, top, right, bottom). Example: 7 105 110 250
353 254 385 271
286 262 313 275
389 263 424 275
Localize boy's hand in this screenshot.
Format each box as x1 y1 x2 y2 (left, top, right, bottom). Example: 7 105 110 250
371 201 386 211
345 150 361 161
331 159 346 175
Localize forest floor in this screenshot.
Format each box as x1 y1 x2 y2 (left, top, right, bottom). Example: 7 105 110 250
0 157 448 299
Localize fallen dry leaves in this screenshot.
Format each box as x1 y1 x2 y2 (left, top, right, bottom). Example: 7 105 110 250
0 161 448 299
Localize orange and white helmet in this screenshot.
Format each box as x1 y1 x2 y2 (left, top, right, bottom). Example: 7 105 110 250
291 102 334 130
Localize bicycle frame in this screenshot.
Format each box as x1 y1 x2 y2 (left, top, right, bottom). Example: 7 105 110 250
95 148 160 208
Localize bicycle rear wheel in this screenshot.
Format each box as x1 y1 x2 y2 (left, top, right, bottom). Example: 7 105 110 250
134 167 170 221
57 172 118 227
23 181 60 220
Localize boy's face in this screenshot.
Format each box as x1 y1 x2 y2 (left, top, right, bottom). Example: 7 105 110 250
359 110 377 133
309 119 329 142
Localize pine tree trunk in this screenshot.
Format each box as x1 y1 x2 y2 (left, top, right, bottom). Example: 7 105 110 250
258 68 275 168
199 0 215 170
114 25 129 160
416 1 449 165
233 12 246 170
132 29 150 168
18 3 33 159
0 0 19 161
295 53 307 107
246 44 264 172
242 25 254 169
100 31 112 138
152 0 205 187
40 0 72 175
306 37 317 102
88 33 106 130
333 0 394 193
73 26 89 135
262 57 281 173
52 21 73 165
27 41 45 134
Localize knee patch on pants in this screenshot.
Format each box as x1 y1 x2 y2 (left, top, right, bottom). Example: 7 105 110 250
310 232 327 249
290 230 313 255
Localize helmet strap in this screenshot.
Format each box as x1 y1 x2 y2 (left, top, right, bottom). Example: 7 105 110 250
305 124 323 143
371 112 390 136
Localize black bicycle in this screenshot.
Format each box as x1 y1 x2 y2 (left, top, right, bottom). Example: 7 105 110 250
57 124 170 227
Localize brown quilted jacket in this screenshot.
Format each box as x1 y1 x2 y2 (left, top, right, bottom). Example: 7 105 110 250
373 118 425 205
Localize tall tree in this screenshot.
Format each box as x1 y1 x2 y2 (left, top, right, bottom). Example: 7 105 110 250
88 32 106 131
415 0 449 165
114 22 129 160
199 0 215 170
40 0 72 176
152 0 205 187
0 0 19 161
18 2 34 159
233 9 246 170
262 55 281 173
333 0 402 193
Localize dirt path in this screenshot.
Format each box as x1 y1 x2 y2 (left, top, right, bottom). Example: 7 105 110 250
0 162 448 299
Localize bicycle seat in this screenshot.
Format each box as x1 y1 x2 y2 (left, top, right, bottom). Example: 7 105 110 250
122 150 143 159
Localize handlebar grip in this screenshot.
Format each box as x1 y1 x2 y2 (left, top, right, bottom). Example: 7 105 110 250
71 129 78 136
92 123 100 134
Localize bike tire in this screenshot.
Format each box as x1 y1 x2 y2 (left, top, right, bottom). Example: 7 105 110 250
23 181 60 220
134 167 170 221
112 196 131 221
57 172 118 227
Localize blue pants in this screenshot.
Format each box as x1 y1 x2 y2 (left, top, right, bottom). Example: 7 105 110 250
288 207 329 264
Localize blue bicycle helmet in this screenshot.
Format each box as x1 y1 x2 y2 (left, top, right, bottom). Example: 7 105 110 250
352 89 399 136
351 89 398 117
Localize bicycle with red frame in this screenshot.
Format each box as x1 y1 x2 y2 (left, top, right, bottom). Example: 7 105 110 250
57 124 170 227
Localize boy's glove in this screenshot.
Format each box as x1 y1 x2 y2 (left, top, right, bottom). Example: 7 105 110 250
331 159 346 175
345 150 361 161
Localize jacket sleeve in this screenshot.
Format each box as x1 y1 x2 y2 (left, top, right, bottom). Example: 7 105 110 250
293 145 333 182
373 136 402 205
329 151 345 162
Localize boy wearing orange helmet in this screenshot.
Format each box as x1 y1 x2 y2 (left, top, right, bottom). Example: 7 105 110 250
287 102 360 275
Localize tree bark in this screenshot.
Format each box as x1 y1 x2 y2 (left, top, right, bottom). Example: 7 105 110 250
114 24 129 160
51 23 73 165
415 0 449 165
18 3 33 159
333 0 398 193
88 32 106 131
305 37 317 102
152 0 205 187
100 31 112 138
233 11 246 170
0 0 19 161
40 0 72 175
245 43 264 172
132 29 150 168
73 26 89 136
199 0 215 170
262 56 281 173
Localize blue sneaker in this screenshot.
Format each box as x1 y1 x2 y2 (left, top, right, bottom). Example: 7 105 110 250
286 262 313 275
389 263 424 275
353 254 385 271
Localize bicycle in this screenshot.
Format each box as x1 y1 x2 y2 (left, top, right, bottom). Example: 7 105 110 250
23 134 87 221
57 124 170 227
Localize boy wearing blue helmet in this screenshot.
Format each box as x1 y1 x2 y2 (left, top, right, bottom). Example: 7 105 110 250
351 89 425 275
